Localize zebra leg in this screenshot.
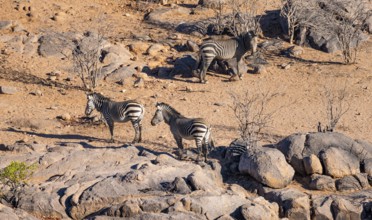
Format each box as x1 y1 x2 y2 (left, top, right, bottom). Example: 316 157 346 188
227 58 239 81
138 123 143 143
200 58 213 84
106 119 115 143
174 135 184 160
195 138 203 162
131 120 140 144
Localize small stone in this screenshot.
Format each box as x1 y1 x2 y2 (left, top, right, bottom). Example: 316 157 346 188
49 76 57 81
0 21 12 30
288 46 304 56
0 86 17 94
61 113 72 121
120 89 126 93
124 13 131 17
147 44 166 56
30 90 43 96
281 63 291 69
253 65 267 74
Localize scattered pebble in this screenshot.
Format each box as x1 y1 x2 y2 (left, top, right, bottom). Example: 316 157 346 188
0 86 17 94
61 113 71 121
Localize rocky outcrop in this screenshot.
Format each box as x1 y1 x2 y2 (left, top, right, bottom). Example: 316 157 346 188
276 132 371 176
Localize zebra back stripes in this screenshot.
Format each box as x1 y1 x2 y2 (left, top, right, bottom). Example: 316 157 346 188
85 92 144 143
194 31 258 83
151 102 214 162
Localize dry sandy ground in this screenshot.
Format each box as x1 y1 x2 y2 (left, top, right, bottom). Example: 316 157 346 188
0 0 371 156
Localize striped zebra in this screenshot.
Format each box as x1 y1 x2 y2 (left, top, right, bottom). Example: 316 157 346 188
193 31 258 83
151 102 214 162
85 92 144 143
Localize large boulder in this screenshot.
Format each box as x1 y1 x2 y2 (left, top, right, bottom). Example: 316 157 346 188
240 196 280 220
309 174 336 191
264 188 310 220
320 147 360 178
331 197 362 220
312 196 333 220
239 147 294 189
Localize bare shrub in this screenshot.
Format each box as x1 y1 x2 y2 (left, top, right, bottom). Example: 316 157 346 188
213 0 263 36
229 89 282 148
71 31 105 90
319 82 350 132
315 0 371 64
280 0 318 44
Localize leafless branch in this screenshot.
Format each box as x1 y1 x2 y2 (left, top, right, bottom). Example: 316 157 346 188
321 82 350 132
229 88 284 147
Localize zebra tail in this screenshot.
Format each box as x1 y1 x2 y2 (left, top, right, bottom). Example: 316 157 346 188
192 52 202 78
204 127 215 151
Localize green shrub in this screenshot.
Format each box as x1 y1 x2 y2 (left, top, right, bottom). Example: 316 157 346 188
0 161 37 206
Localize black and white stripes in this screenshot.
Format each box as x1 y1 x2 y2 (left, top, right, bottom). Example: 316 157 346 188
85 92 144 143
194 31 258 83
151 102 214 162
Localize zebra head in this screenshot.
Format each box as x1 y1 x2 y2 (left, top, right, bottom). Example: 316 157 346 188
85 93 96 116
151 102 165 126
243 31 258 55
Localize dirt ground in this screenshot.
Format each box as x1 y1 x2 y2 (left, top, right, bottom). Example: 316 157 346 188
0 0 371 156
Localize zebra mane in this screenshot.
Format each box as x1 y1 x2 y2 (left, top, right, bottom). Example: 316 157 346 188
92 92 111 102
156 102 183 117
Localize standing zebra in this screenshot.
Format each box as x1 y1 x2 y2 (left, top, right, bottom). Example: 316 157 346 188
85 92 145 143
151 102 214 162
193 31 258 83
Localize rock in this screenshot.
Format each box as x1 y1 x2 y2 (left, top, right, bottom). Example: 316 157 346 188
240 196 280 220
309 174 336 191
280 63 291 69
61 113 72 121
128 42 150 55
0 20 12 30
17 187 68 219
312 196 333 220
146 7 191 27
190 194 249 220
186 40 199 52
265 188 310 220
365 158 372 176
187 169 223 194
366 15 372 34
217 214 235 220
133 77 144 88
276 132 371 176
146 44 166 56
353 173 370 189
0 203 39 220
30 90 43 96
38 33 75 59
0 86 17 94
104 65 136 82
198 0 227 8
239 147 294 189
276 133 307 175
288 46 303 56
252 64 267 74
320 147 360 178
303 154 323 175
331 197 362 220
165 177 192 194
335 175 362 192
170 55 197 78
52 12 67 22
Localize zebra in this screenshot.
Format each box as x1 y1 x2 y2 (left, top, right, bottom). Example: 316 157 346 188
150 102 214 162
85 92 145 143
193 31 258 83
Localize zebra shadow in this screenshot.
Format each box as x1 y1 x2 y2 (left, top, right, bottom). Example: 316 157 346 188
5 127 107 143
